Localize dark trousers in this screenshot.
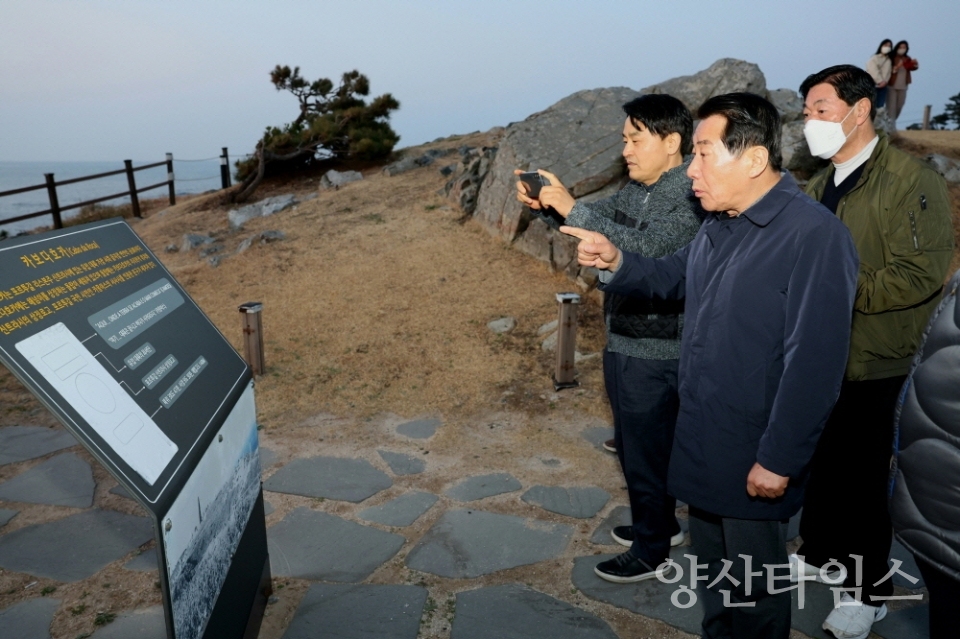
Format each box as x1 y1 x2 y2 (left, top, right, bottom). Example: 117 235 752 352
603 350 680 566
798 376 905 600
916 558 960 639
876 86 888 108
689 507 791 639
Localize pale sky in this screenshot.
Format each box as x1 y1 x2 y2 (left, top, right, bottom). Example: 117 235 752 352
1 0 957 162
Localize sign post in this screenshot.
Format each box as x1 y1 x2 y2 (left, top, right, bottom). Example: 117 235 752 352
0 219 270 639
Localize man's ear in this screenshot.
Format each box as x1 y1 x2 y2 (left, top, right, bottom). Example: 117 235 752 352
745 145 770 178
664 131 682 156
855 97 872 125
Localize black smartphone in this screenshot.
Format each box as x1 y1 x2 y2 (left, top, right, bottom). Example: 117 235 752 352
519 171 549 199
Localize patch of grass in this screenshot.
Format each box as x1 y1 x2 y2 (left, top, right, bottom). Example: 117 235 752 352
70 604 88 616
94 611 116 626
361 213 384 224
424 204 440 211
40 585 57 596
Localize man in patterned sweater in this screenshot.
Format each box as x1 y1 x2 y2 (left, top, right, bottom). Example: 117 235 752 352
516 94 703 582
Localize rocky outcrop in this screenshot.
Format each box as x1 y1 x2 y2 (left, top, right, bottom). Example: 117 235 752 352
475 86 640 245
320 169 363 190
472 58 821 285
925 154 960 183
382 149 455 177
228 194 297 230
639 58 767 114
440 146 497 214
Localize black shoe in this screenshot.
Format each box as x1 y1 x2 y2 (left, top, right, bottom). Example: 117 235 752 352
602 438 616 453
612 525 686 548
611 525 634 547
594 550 666 583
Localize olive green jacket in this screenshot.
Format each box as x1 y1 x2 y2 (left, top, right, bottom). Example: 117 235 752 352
806 132 954 380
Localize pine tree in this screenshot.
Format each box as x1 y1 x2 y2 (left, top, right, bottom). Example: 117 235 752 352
233 67 400 198
940 92 960 130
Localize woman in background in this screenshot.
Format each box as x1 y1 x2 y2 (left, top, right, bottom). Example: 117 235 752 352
866 39 893 109
887 40 918 125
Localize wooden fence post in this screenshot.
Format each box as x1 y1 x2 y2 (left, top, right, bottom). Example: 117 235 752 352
922 105 931 130
166 153 176 206
44 173 63 229
553 292 581 390
124 160 142 218
221 148 232 189
238 302 265 375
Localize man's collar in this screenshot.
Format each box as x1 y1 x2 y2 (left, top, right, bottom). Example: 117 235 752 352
737 173 799 227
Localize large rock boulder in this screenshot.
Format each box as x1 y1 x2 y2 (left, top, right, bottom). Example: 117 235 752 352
768 88 804 122
441 146 498 214
639 58 767 114
781 120 827 177
925 153 960 183
475 86 640 243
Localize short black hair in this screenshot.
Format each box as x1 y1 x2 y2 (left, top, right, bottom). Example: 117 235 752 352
876 39 892 54
622 94 694 156
799 64 877 119
696 92 782 172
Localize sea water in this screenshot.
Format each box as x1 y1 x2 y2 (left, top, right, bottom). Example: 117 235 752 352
0 158 238 235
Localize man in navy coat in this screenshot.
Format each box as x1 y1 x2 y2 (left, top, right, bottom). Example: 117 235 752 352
562 93 859 639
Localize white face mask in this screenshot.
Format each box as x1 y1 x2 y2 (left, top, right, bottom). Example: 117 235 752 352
803 106 857 160
881 46 891 54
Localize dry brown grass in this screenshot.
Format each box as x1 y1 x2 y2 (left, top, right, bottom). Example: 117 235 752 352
128 130 610 432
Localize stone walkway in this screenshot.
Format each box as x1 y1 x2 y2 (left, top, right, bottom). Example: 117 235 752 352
0 420 930 638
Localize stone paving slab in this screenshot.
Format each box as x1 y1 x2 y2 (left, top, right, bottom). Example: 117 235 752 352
0 509 153 581
572 549 703 636
406 509 573 578
580 426 613 450
0 596 60 639
521 486 609 519
590 506 631 545
396 418 441 439
0 508 17 528
0 426 77 466
260 446 279 470
268 507 405 582
123 548 159 573
264 500 276 516
264 456 392 503
451 584 618 639
378 450 426 475
282 583 427 639
0 452 95 508
445 473 522 502
874 603 929 639
358 492 438 527
90 605 166 639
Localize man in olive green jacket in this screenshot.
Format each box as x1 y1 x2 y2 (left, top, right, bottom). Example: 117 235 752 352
794 64 953 639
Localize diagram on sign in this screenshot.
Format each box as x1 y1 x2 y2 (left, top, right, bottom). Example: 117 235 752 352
15 321 178 484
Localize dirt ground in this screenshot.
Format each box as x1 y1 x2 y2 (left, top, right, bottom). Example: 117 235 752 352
2 129 960 639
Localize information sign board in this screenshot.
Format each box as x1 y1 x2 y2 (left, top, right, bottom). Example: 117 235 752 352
0 219 269 639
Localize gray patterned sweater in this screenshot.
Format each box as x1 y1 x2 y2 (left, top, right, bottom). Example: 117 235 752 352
565 159 703 359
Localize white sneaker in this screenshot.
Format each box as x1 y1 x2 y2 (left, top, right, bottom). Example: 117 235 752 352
822 592 887 639
788 553 845 584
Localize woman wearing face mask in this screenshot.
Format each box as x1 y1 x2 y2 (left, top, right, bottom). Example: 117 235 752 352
887 40 918 125
866 39 893 108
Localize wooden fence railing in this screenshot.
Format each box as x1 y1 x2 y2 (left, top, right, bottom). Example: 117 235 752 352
0 148 234 232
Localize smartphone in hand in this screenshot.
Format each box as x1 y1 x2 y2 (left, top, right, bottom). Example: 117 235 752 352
518 171 550 199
